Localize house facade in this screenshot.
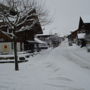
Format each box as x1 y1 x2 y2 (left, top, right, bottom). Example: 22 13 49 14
70 17 90 45
0 4 43 54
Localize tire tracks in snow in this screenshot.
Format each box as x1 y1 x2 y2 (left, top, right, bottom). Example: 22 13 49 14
45 83 85 90
60 48 90 70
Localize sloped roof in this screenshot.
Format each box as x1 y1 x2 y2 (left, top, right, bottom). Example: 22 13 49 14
0 3 9 14
0 3 9 10
81 16 90 23
34 37 46 44
0 30 12 41
0 4 43 42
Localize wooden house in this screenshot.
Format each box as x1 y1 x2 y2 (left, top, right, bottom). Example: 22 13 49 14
70 17 90 45
0 4 43 54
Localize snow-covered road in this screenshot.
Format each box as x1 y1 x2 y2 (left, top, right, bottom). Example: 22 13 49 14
0 39 90 90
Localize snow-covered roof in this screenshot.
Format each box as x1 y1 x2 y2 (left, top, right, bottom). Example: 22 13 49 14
27 40 38 44
34 37 47 44
77 33 85 39
35 34 51 37
81 16 90 23
0 31 12 39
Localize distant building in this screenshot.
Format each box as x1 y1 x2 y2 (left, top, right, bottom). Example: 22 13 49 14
70 17 90 46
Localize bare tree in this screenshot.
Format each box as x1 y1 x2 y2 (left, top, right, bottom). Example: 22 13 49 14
0 0 51 71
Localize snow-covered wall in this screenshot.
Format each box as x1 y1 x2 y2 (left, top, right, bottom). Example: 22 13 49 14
0 42 21 54
78 33 85 39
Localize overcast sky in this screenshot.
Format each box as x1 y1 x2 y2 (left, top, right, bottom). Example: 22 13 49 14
41 0 90 35
0 0 90 36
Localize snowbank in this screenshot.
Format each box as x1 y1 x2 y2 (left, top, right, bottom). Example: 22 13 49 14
0 40 90 90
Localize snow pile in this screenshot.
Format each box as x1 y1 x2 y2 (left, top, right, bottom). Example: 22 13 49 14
0 40 90 90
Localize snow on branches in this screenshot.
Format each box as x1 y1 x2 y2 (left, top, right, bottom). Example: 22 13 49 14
0 0 49 39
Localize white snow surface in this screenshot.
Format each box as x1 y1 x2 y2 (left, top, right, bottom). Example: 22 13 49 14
0 39 90 90
34 37 47 44
78 33 85 39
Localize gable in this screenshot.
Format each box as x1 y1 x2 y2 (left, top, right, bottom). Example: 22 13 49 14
0 31 12 42
78 17 84 29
